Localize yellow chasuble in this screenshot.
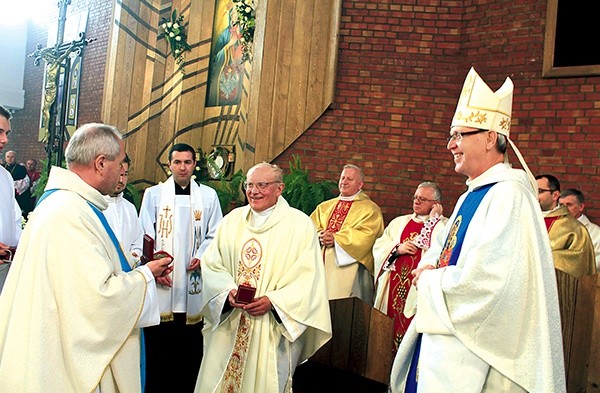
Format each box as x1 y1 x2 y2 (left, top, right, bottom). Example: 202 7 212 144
544 205 596 278
310 191 383 301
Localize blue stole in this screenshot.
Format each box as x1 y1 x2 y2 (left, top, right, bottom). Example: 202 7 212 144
38 189 147 391
404 183 496 393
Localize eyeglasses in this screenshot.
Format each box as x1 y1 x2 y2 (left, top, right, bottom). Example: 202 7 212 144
538 188 556 194
447 129 489 143
413 196 438 203
243 181 281 191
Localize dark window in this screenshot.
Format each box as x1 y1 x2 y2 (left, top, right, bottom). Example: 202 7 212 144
543 0 600 77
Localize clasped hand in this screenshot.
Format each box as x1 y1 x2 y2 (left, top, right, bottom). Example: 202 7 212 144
228 289 272 317
411 264 435 288
318 230 335 247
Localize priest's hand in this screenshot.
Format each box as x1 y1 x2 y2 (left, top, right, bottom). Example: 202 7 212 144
188 257 201 271
430 202 443 217
0 242 9 258
398 242 418 255
319 230 335 248
243 296 272 317
411 264 435 288
146 256 173 282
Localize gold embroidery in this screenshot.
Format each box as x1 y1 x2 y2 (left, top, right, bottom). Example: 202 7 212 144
439 215 461 267
158 206 173 238
326 200 353 233
194 209 202 221
221 237 264 391
221 314 253 392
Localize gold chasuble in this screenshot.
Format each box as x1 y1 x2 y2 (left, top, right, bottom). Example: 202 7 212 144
544 206 596 278
311 191 384 302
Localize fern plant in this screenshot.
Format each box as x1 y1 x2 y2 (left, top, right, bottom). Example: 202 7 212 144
282 155 337 215
209 169 245 214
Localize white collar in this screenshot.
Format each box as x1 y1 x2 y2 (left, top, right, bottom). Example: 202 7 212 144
339 189 362 201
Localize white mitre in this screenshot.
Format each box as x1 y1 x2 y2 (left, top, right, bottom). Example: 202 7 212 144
452 67 513 136
452 67 537 193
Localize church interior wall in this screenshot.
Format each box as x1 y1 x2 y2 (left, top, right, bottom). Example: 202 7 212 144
6 0 600 226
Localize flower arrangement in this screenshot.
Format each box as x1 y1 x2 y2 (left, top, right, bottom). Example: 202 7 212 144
158 9 191 73
232 0 256 62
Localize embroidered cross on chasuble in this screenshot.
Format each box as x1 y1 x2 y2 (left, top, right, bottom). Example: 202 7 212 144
222 237 263 392
326 200 353 233
405 183 495 392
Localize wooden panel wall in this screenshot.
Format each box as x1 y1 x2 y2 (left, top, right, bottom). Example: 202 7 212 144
242 0 341 169
102 0 340 188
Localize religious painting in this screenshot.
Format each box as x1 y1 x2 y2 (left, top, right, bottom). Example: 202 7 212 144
205 0 244 107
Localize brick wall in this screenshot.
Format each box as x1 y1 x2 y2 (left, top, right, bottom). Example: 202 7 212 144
8 0 111 169
8 0 600 224
273 0 600 224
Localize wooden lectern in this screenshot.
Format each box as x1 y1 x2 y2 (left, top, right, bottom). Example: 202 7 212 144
293 297 394 393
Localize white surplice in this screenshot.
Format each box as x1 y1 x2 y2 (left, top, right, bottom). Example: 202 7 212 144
139 177 223 321
104 193 144 264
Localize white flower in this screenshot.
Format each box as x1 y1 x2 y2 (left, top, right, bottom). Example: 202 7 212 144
175 36 181 41
173 23 179 29
169 32 175 38
246 6 251 12
162 23 167 29
167 22 173 28
175 49 180 55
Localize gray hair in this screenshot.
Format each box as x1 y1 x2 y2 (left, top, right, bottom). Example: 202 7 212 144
417 181 442 201
560 188 584 204
496 133 507 154
247 162 283 182
65 123 122 167
343 164 364 181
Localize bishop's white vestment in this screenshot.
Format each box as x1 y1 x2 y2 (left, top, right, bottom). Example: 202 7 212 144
390 163 565 393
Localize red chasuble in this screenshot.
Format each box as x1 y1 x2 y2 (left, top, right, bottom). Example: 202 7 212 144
386 219 423 351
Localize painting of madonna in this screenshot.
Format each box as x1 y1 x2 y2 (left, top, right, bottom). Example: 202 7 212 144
206 0 244 107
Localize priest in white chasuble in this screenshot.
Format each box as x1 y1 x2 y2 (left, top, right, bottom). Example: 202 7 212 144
0 123 172 393
195 162 331 393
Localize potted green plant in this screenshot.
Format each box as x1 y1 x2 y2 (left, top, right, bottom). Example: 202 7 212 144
210 169 245 214
282 155 337 215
